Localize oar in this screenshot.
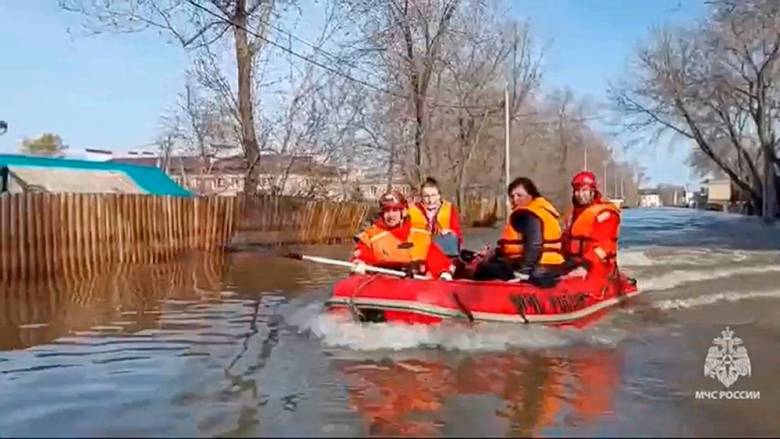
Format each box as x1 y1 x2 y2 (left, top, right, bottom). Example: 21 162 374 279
284 253 429 280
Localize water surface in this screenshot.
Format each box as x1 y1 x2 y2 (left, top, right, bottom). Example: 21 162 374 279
1 207 779 436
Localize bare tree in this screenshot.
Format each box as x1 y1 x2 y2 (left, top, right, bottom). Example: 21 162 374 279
61 0 281 195
610 0 779 219
161 76 229 160
438 16 543 209
341 0 463 186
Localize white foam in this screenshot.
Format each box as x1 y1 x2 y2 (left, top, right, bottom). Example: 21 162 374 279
285 302 628 352
638 264 780 292
617 250 655 267
618 247 777 269
653 289 780 310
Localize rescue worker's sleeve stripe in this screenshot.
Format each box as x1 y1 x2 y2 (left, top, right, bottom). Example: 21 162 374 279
369 231 390 242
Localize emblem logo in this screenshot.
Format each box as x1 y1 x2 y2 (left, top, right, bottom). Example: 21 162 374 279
704 326 751 388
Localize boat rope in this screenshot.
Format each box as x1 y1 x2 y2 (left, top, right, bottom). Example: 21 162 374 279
347 275 380 322
451 292 474 323
509 295 530 324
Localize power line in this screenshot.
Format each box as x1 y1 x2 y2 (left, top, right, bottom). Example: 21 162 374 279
184 0 515 112
253 7 375 77
184 1 612 126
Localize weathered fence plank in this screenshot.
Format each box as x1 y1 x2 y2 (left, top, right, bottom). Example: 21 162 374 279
0 193 374 281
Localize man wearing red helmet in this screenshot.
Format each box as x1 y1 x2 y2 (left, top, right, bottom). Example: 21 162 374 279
563 171 621 279
350 190 455 279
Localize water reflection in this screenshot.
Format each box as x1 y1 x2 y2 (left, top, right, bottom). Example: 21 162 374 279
334 348 621 437
1 208 777 436
0 252 228 351
225 244 353 295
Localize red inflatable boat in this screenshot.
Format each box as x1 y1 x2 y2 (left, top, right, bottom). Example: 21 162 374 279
325 272 639 327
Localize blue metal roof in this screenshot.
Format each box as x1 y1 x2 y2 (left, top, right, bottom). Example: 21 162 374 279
0 154 192 197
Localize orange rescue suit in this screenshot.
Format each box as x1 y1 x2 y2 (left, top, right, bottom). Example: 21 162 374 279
564 201 621 278
496 197 565 266
352 219 452 277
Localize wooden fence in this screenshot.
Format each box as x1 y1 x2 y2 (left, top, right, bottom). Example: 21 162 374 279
231 194 372 246
0 193 236 282
461 195 501 227
0 191 502 283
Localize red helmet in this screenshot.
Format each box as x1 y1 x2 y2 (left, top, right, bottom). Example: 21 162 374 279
571 170 598 189
378 190 408 211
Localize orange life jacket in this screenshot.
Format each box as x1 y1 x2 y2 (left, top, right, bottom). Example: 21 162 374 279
565 202 620 261
497 197 565 266
354 223 432 264
497 222 524 261
408 201 453 236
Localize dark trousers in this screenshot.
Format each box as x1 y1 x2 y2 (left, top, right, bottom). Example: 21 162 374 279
473 258 515 281
473 257 563 288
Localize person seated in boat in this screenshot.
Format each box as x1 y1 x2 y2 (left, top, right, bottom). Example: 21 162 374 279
562 171 621 280
350 190 456 280
473 177 566 287
408 177 463 258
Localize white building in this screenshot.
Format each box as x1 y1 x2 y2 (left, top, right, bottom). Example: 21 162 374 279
684 190 696 207
639 189 661 207
63 148 116 162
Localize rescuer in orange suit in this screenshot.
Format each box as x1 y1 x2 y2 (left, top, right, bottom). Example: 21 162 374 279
563 171 621 280
407 177 463 258
350 190 455 280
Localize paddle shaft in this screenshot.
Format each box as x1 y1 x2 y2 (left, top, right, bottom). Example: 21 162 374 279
287 253 428 280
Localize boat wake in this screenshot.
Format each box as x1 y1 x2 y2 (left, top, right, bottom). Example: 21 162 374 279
636 263 780 293
619 247 777 269
651 288 780 311
282 301 629 352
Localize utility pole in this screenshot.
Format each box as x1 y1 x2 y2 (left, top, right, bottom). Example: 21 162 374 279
614 169 618 200
583 143 588 171
504 81 511 217
763 157 769 219
603 161 609 199
621 176 625 199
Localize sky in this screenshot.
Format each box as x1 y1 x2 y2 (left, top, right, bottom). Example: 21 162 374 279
509 0 707 187
0 1 707 187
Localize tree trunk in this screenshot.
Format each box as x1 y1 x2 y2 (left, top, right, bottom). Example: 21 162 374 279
234 0 261 196
775 171 780 217
386 143 395 191
763 149 777 222
414 96 425 186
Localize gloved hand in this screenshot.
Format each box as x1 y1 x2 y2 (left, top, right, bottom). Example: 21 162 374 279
439 272 453 281
565 266 588 279
513 266 532 280
476 244 492 257
351 261 367 275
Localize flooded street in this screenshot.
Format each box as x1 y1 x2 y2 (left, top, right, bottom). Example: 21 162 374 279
1 208 779 437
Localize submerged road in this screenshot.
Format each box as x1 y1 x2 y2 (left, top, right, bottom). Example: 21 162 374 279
0 207 778 436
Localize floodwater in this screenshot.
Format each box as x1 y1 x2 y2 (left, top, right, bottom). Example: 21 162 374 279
1 208 779 437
